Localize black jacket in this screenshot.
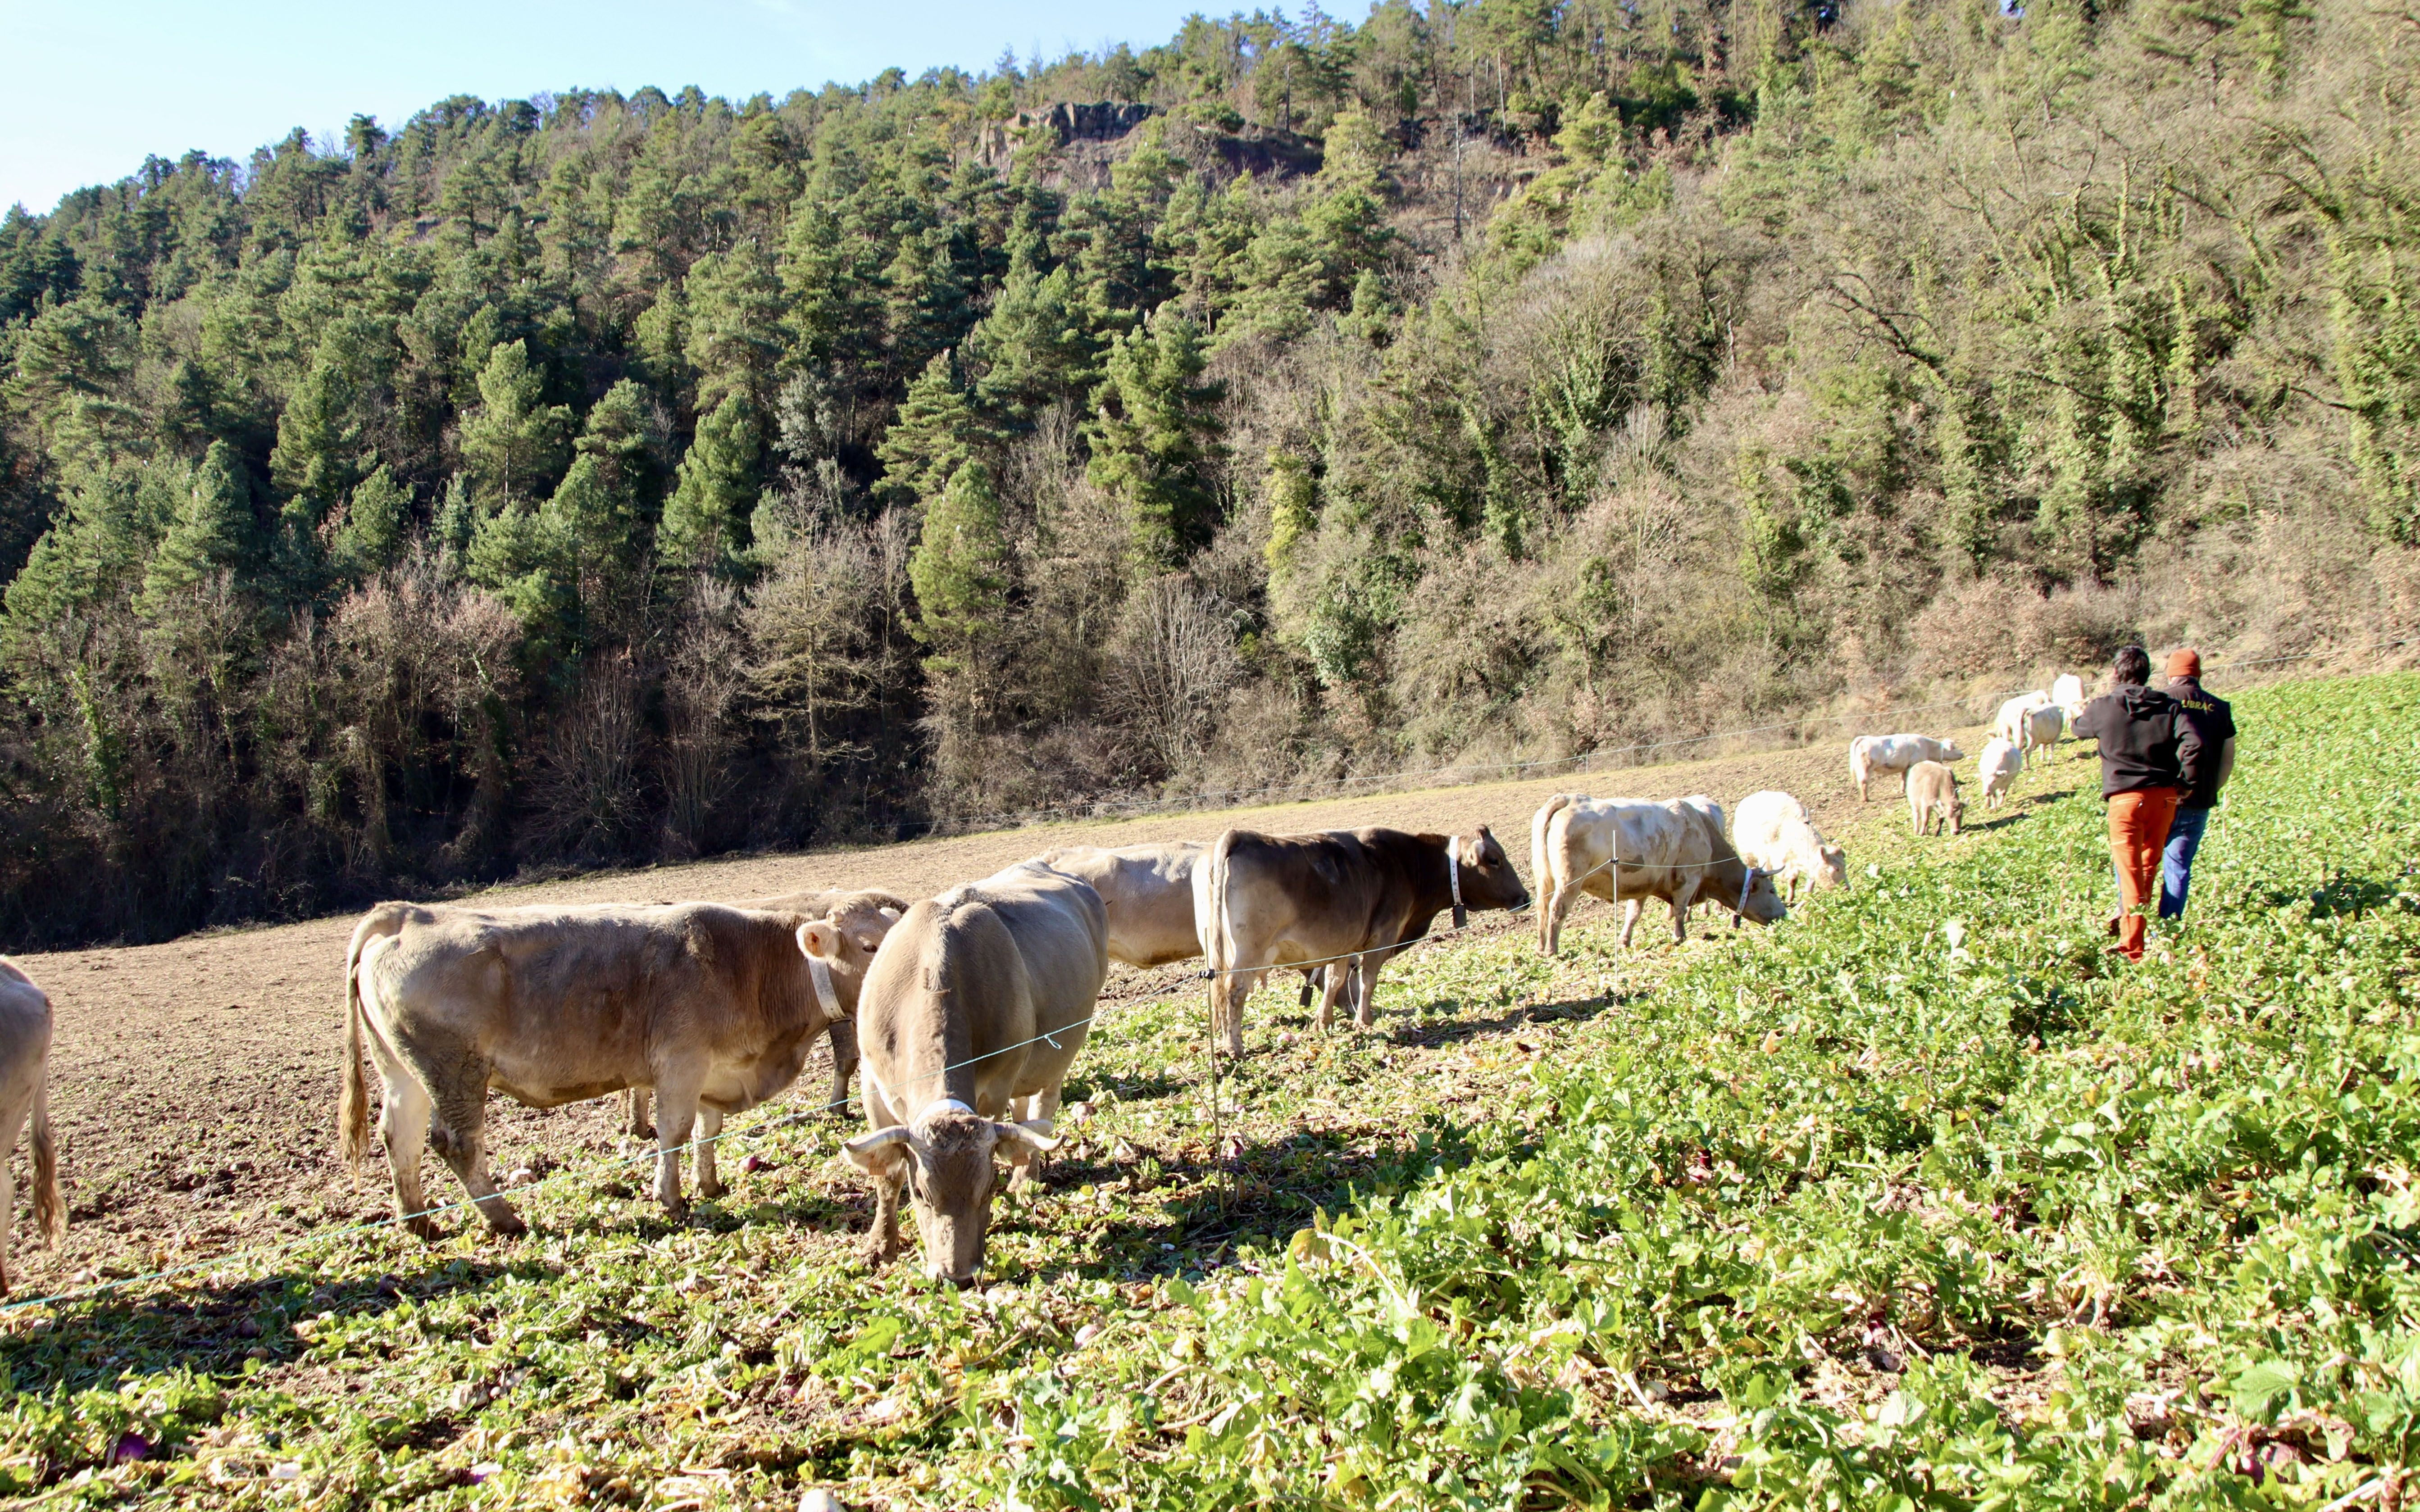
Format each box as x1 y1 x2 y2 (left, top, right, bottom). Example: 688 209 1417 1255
2073 684 2199 799
2167 677 2236 810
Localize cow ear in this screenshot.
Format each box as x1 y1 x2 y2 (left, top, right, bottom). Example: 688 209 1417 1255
879 906 901 922
798 920 842 959
842 1126 914 1175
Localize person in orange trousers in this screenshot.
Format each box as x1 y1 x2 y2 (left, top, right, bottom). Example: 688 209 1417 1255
2072 645 2205 961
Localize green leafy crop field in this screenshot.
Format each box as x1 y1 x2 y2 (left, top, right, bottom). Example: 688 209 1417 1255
6 672 2418 1509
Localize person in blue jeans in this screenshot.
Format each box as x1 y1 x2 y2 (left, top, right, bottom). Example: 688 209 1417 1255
2158 648 2236 917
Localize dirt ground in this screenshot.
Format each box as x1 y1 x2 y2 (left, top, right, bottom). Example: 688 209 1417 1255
5 724 1983 1296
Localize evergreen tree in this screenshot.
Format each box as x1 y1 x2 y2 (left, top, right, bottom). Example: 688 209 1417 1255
137 442 253 616
328 464 409 583
1087 309 1226 568
458 339 573 510
658 390 760 573
876 349 990 506
907 458 1008 673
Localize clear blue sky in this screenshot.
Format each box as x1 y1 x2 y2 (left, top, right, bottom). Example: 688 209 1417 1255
2 0 1215 213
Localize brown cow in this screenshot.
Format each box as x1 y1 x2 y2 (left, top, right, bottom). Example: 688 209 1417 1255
0 958 64 1292
340 894 897 1234
842 863 1108 1283
1532 793 1788 954
1908 761 1965 836
1197 826 1528 1056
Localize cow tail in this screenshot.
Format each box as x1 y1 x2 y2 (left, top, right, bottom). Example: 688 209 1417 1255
1206 832 1239 979
29 1073 62 1247
338 918 375 1174
1533 794 1574 949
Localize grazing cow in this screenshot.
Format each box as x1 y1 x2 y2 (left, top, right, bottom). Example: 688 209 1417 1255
1978 737 2023 809
1908 761 1965 835
2018 702 2065 758
1533 794 1787 954
1033 842 1208 967
1200 826 1528 1056
341 895 899 1234
0 959 64 1293
841 863 1109 1283
2052 673 2088 723
623 887 909 1137
1994 691 2052 748
1850 735 1965 801
1733 790 1848 902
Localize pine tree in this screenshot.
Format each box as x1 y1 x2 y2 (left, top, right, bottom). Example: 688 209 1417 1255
138 441 253 615
907 459 1008 673
328 464 409 584
659 391 760 573
876 349 991 506
684 241 785 413
1087 309 1226 568
459 339 573 510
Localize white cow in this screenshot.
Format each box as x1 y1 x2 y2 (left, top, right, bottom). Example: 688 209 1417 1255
2052 673 2087 722
0 958 64 1292
2018 702 2065 757
1977 736 2023 809
1733 790 1847 902
1994 691 2052 748
1849 734 1965 801
1532 794 1787 954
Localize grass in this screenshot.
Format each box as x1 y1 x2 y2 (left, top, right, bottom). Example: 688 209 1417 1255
4 670 2418 1509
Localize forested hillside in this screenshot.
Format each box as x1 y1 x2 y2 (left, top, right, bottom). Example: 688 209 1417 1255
3 0 2415 944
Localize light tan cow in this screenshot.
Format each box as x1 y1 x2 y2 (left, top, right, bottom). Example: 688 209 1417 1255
2018 702 2065 758
1533 794 1787 953
1908 761 1965 835
1733 790 1848 902
1849 735 1965 801
1994 691 2052 748
340 893 898 1234
1033 842 1208 967
0 958 64 1293
842 863 1109 1284
621 887 909 1138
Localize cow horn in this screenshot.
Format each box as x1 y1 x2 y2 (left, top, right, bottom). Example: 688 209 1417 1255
841 1125 916 1172
993 1121 1060 1156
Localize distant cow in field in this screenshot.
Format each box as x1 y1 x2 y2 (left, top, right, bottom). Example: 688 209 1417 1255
1850 735 1964 801
2052 673 2088 723
1994 692 2052 748
622 886 908 1137
1733 790 1847 902
1978 737 2022 809
1198 826 1528 1056
341 893 899 1234
841 863 1108 1284
1532 794 1787 954
2018 702 2065 758
1908 762 1965 835
0 958 64 1293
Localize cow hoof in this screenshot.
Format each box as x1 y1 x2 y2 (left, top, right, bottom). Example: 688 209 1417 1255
487 1210 528 1238
697 1178 727 1200
405 1216 441 1242
658 1199 689 1223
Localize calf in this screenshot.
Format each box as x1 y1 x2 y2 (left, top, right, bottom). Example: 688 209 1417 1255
341 895 897 1233
1199 826 1527 1056
1733 790 1847 903
1978 737 2023 809
2019 702 2065 757
1908 761 1965 835
1850 734 1965 801
0 959 64 1293
1533 794 1787 954
841 863 1109 1283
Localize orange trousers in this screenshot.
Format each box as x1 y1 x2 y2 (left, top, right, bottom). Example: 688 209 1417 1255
2107 787 2180 960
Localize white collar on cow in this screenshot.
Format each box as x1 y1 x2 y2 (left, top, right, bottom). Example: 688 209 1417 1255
1448 840 1467 929
807 953 842 1019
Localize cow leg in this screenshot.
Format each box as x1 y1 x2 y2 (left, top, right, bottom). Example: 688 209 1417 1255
1352 950 1394 1029
1214 968 1260 1058
1619 898 1644 948
695 1108 726 1199
825 1019 860 1117
1544 883 1577 956
1007 1086 1060 1189
623 1087 653 1140
429 1082 525 1237
359 1023 440 1239
650 1071 703 1219
1670 880 1701 944
0 1097 22 1291
1316 960 1355 1032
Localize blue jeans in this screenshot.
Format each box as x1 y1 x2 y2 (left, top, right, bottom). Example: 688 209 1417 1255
2159 805 2211 918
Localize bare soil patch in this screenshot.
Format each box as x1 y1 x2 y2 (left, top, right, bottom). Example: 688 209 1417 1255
5 724 1985 1296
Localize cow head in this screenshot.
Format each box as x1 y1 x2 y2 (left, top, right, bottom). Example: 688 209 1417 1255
842 1110 1058 1284
1942 795 1966 835
1737 866 1789 926
795 894 905 1018
1814 845 1849 890
1938 740 1966 762
1453 826 1529 912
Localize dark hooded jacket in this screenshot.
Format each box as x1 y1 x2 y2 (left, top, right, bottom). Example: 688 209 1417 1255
2073 683 2201 799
